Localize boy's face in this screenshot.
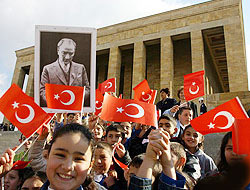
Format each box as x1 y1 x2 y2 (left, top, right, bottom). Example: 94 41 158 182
158 119 176 137
120 122 132 139
178 109 192 126
19 136 33 150
106 131 123 146
93 125 104 139
67 114 75 123
93 148 113 175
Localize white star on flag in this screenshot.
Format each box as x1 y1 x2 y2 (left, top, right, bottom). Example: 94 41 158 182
116 107 124 113
12 101 19 109
54 94 60 100
192 82 196 86
208 122 215 129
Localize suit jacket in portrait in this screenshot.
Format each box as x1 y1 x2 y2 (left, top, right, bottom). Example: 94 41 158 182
40 60 90 107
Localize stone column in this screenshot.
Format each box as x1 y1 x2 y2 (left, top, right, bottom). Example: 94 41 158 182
26 60 34 97
132 41 146 97
11 61 26 89
160 36 174 95
191 30 207 93
108 47 121 93
224 23 248 92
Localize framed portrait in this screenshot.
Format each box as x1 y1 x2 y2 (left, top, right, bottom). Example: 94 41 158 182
35 25 96 113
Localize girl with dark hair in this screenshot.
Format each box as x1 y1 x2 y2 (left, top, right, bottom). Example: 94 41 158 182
181 125 217 180
194 132 250 190
40 123 106 190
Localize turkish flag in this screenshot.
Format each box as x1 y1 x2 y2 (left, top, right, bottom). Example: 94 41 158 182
95 89 104 116
190 97 248 135
45 84 85 111
133 80 157 104
12 160 31 170
98 78 116 94
148 90 157 104
100 94 158 127
133 79 151 100
37 113 55 135
184 70 205 101
232 119 250 157
0 84 51 138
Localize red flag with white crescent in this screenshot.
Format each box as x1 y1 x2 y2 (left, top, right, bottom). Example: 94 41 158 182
0 84 51 138
100 94 157 127
95 89 104 116
184 70 205 101
98 78 116 94
45 84 85 111
133 79 151 101
190 97 248 135
232 119 250 160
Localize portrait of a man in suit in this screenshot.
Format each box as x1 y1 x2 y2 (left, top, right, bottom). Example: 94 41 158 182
40 38 90 107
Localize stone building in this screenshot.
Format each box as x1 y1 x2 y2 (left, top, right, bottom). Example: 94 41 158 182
7 0 250 125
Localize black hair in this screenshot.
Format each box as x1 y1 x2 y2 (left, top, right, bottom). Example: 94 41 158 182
160 88 170 96
217 132 232 172
105 123 125 140
181 125 204 149
177 87 184 99
174 106 192 120
94 142 112 156
67 113 76 117
48 123 94 155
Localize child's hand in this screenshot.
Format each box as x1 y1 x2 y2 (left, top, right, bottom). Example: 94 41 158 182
0 148 15 176
88 114 98 130
149 129 176 179
170 105 179 113
104 175 116 188
115 143 126 158
38 125 49 140
108 170 118 179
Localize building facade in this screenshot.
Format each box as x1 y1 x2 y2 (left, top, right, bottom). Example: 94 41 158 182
8 0 250 124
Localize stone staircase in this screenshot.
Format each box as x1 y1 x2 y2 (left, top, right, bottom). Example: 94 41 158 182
206 91 250 112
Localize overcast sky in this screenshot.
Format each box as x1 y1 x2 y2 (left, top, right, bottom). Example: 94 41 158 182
0 0 249 122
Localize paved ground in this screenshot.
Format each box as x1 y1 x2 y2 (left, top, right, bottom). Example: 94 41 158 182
0 131 23 154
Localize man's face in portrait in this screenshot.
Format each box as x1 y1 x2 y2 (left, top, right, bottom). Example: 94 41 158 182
57 41 75 65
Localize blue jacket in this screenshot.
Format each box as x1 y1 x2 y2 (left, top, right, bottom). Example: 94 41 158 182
129 172 186 190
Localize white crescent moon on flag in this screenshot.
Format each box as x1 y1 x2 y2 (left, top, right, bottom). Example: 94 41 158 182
15 104 35 124
95 101 103 110
60 90 75 105
213 111 235 129
189 84 199 95
125 103 144 118
142 93 151 102
105 82 112 89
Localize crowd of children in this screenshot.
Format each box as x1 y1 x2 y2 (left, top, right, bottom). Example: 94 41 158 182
0 88 250 190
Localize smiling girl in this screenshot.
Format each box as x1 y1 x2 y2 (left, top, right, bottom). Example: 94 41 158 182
40 123 104 190
181 125 218 179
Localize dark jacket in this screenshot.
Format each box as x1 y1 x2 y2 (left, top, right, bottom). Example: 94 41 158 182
156 98 178 115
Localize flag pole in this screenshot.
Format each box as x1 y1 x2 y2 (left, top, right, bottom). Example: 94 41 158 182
13 125 43 153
